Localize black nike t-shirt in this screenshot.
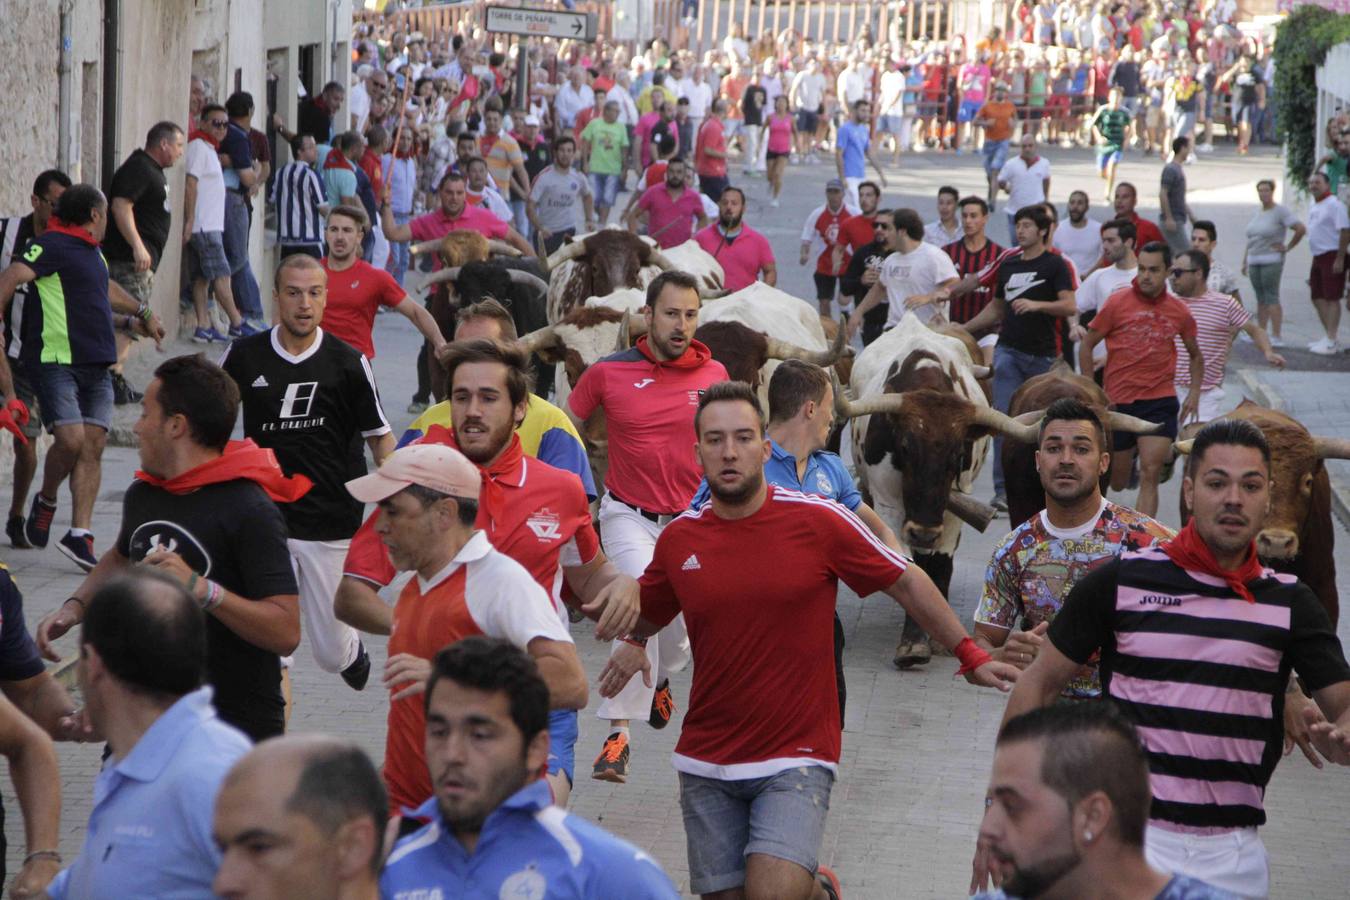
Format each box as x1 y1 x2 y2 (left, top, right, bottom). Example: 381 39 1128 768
995 250 1075 357
116 478 297 741
220 328 391 541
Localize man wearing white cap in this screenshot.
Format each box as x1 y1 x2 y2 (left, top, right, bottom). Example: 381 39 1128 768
345 442 588 826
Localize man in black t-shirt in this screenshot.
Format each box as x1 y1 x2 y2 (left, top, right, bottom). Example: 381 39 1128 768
961 205 1077 510
839 207 896 346
221 255 393 690
35 354 301 741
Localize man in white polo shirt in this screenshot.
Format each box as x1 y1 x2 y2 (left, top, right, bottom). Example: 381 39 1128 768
996 135 1052 246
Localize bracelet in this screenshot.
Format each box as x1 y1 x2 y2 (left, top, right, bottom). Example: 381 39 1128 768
620 635 648 648
201 579 225 612
954 637 993 676
23 850 61 866
65 595 85 613
138 303 153 323
187 572 200 598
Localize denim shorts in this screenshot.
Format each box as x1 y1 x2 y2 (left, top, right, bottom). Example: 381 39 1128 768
982 139 1009 175
957 99 982 123
188 230 231 281
546 709 578 784
36 363 112 431
876 113 903 135
590 172 622 208
9 361 41 439
679 765 834 894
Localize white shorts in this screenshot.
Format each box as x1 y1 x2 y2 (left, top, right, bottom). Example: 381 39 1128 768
1177 384 1228 424
1145 824 1269 899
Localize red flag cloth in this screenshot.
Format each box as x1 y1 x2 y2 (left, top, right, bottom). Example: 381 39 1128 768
1161 519 1263 603
135 439 312 504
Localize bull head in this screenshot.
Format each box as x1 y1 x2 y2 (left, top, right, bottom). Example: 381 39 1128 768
422 266 549 295
834 391 1042 444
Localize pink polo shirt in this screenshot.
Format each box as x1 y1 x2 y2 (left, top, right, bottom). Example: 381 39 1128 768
637 185 705 249
408 205 508 269
694 224 774 292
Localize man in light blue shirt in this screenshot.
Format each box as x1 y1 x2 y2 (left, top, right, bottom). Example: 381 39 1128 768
689 360 902 725
835 98 889 207
47 571 251 900
381 637 679 899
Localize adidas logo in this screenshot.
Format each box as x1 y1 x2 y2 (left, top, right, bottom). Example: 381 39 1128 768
251 375 269 388
681 554 701 571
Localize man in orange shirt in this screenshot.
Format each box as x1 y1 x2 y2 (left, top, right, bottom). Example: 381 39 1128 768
975 83 1018 210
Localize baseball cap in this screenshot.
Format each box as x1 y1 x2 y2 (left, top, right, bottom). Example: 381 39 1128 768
346 444 482 504
523 114 541 127
825 178 845 192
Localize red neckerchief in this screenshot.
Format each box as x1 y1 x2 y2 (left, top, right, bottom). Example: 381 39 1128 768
135 440 312 504
1162 520 1263 603
44 219 100 247
324 147 354 171
635 335 713 370
189 129 219 149
419 426 526 529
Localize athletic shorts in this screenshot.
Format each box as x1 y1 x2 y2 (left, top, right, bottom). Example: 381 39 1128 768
876 113 904 135
36 363 112 432
795 109 819 133
187 230 231 281
1097 147 1123 170
813 273 840 301
957 99 982 123
1111 395 1180 451
679 766 835 895
1234 102 1258 125
1310 251 1347 301
766 149 790 161
546 709 578 784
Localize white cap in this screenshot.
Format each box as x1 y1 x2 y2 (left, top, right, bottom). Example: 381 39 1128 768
346 444 482 504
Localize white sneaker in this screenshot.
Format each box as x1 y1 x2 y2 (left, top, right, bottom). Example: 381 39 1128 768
1309 338 1339 355
771 198 780 207
1269 336 1284 347
1197 143 1215 153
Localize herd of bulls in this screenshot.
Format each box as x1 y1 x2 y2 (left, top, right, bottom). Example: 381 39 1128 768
420 228 1344 641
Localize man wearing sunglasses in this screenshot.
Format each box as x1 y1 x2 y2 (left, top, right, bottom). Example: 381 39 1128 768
838 198 894 346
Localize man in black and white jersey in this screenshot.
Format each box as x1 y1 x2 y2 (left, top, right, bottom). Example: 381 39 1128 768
220 254 393 690
272 134 330 260
1 170 71 549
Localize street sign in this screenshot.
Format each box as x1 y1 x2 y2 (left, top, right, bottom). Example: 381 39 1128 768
485 5 597 42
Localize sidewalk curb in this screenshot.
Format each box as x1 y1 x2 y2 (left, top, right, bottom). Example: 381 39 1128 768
1235 368 1350 530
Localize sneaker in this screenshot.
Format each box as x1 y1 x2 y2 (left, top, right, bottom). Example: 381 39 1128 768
191 327 217 344
817 865 843 900
24 494 56 548
1309 338 1339 356
228 321 262 339
56 531 98 573
340 640 372 691
990 493 1008 513
771 198 780 207
110 372 143 406
649 680 676 730
1197 142 1215 153
1270 336 1284 347
5 514 31 550
592 732 630 783
407 399 429 415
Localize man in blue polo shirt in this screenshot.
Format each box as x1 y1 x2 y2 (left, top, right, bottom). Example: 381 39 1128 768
381 637 678 898
689 360 901 724
0 184 163 572
47 570 252 900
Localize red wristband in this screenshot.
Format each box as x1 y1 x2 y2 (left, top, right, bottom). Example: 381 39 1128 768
954 637 992 675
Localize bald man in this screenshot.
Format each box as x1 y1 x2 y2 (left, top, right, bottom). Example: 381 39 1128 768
213 734 386 900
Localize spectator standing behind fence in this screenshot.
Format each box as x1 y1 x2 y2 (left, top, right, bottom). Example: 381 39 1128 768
555 66 594 134
997 136 1052 245
273 135 330 260
1242 179 1304 347
382 128 418 287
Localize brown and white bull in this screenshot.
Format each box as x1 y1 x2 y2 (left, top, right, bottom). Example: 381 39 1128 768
1002 364 1164 529
834 314 1040 667
1176 400 1350 625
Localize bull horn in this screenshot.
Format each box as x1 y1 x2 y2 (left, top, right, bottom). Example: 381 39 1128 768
487 239 522 258
647 248 676 271
505 269 549 294
1107 412 1164 435
764 320 849 366
834 391 907 420
1312 436 1350 460
615 312 633 351
518 323 562 354
971 365 992 379
969 405 1041 443
1173 439 1194 455
698 286 729 299
422 266 462 286
545 239 587 271
947 491 997 533
1012 409 1046 426
409 239 442 257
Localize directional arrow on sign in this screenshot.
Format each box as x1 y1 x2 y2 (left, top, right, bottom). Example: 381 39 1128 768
572 20 582 34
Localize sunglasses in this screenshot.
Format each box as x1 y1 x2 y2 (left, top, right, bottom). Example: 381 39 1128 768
1170 267 1197 276
208 120 228 128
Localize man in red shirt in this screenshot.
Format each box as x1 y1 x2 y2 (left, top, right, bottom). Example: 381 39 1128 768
695 99 730 203
1084 181 1164 275
693 187 776 292
838 181 882 254
800 179 860 316
1079 242 1203 517
624 157 708 249
379 171 533 260
568 271 730 783
320 206 445 359
601 380 1016 899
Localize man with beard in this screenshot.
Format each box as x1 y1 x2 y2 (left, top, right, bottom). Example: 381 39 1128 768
944 196 1005 365
693 186 775 292
1053 191 1103 279
337 338 632 807
219 255 394 690
840 198 893 346
974 398 1170 695
569 272 729 784
987 419 1350 897
1070 218 1139 379
625 156 708 249
379 637 679 897
380 171 534 261
600 380 1017 900
1083 182 1163 276
802 179 861 317
342 443 590 822
972 704 1234 900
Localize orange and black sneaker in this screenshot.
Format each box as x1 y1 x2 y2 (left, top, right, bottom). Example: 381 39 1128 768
592 731 630 783
648 680 676 730
817 865 842 900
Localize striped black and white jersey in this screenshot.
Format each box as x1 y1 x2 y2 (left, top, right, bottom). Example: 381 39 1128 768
0 215 35 361
271 161 326 247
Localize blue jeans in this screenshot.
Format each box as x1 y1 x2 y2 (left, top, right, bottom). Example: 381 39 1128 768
511 198 530 242
36 363 112 431
223 191 263 320
388 211 411 287
992 344 1056 495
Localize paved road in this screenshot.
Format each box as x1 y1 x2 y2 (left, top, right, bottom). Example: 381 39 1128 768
4 139 1350 897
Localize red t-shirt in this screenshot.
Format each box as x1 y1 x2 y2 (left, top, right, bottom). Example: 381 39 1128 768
695 118 727 178
407 205 508 267
641 162 668 191
320 259 404 358
1090 282 1198 405
568 337 728 512
693 224 774 293
636 184 706 249
839 213 877 253
574 106 600 137
640 486 908 776
1092 214 1165 272
804 204 855 276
